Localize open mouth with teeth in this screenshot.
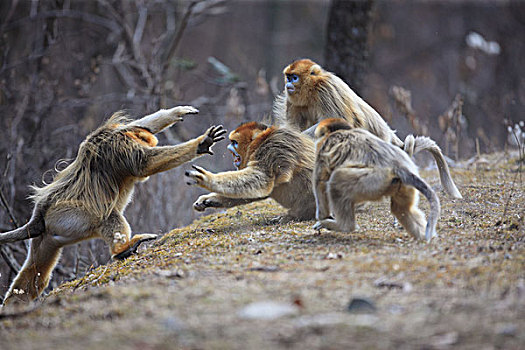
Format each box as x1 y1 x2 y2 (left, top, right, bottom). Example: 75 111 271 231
227 142 241 169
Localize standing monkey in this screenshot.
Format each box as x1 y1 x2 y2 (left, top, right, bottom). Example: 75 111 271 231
313 118 440 241
185 122 316 221
274 58 462 199
0 106 226 304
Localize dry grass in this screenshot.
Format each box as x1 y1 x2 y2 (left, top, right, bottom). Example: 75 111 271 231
1 152 523 349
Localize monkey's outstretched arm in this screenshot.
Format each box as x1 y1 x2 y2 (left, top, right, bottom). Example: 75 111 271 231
128 106 199 133
140 125 225 176
193 192 263 211
186 165 275 199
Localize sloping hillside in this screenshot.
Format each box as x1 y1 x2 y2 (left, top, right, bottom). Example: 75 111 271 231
1 153 523 349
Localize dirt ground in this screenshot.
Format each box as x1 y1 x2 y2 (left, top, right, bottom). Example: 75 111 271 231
1 153 524 349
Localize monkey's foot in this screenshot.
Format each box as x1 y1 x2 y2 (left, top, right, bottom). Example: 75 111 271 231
313 219 357 232
112 234 158 260
267 216 285 225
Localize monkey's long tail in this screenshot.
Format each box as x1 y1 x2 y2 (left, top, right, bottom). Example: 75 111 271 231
396 168 441 242
0 207 44 245
403 135 463 199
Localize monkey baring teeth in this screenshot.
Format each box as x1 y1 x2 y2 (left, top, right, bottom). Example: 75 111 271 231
227 140 242 169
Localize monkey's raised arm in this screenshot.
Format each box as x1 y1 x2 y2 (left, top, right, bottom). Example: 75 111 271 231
128 106 198 133
140 125 225 176
185 165 275 199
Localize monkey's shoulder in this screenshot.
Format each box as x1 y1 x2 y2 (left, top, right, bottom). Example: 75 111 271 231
253 128 314 175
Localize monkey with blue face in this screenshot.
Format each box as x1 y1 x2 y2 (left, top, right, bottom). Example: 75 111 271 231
185 121 316 222
274 58 462 200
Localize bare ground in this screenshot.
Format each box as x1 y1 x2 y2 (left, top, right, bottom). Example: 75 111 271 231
1 153 524 349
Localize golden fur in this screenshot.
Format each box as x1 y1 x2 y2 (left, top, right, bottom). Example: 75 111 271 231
274 58 462 199
313 119 440 241
1 106 225 304
186 122 316 221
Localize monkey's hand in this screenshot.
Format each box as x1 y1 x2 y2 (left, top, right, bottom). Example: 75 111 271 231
185 165 212 187
193 193 222 211
129 106 199 133
162 105 199 124
169 105 199 116
197 125 227 155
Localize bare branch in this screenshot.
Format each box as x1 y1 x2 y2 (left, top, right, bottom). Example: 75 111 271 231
390 86 425 135
132 4 148 51
0 187 19 228
0 246 21 274
161 1 198 65
0 0 20 35
3 9 121 33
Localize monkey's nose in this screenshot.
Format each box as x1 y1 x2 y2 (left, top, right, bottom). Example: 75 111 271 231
286 82 295 94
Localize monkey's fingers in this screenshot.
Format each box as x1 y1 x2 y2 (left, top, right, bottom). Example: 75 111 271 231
191 165 207 174
171 105 199 116
185 178 198 186
184 169 204 185
193 199 209 211
312 221 323 230
207 125 226 138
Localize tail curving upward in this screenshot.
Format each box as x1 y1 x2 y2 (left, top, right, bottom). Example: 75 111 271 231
403 134 462 199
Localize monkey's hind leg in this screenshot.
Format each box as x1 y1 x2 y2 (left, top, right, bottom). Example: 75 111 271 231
99 212 157 260
3 237 63 305
390 186 426 240
325 166 395 232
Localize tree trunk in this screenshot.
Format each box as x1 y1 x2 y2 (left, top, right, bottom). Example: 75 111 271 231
324 0 374 95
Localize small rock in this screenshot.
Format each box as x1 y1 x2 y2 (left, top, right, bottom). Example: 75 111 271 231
347 297 376 314
249 266 280 272
326 252 344 260
238 301 299 320
402 282 413 292
161 316 185 332
496 323 517 336
156 269 185 279
430 331 458 347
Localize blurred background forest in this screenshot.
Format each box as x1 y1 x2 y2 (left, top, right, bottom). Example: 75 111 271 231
0 0 523 298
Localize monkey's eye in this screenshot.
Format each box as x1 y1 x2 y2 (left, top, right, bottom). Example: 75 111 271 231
286 74 299 83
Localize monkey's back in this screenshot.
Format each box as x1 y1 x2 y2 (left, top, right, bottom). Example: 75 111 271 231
30 114 148 221
318 128 418 176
